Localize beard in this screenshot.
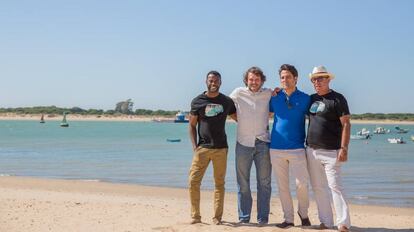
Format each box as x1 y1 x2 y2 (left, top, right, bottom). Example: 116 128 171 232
207 85 220 93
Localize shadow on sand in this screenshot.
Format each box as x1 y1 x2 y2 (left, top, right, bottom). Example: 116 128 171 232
350 226 414 232
220 222 414 231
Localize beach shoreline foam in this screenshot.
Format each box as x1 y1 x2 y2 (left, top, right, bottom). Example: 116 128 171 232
1 176 413 232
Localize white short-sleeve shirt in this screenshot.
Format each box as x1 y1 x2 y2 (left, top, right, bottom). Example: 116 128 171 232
230 87 272 147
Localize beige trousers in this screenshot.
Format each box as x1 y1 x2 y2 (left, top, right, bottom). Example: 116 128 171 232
188 147 228 221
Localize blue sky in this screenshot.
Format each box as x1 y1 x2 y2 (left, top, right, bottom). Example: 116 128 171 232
1 0 413 113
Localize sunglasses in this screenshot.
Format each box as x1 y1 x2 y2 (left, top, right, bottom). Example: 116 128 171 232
311 76 329 83
285 95 293 109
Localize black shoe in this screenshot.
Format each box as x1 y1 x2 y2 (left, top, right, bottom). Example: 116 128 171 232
297 211 311 226
275 221 294 228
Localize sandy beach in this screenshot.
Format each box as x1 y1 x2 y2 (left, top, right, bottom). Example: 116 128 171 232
0 176 413 232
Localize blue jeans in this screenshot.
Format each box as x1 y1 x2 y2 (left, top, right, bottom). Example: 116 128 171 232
236 140 272 223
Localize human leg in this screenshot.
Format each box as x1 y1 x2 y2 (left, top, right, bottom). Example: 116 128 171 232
323 150 351 229
235 142 254 222
306 147 334 228
188 147 211 221
211 148 228 222
253 140 272 223
290 149 310 223
270 149 294 223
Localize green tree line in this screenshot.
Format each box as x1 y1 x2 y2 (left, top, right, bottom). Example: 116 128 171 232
0 106 178 116
350 113 414 121
1 106 414 120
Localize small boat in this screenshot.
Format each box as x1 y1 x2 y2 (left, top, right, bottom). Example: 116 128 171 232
357 128 370 136
351 134 371 140
411 135 414 142
152 118 174 123
387 138 406 144
395 126 409 134
167 138 181 142
174 111 189 123
40 114 45 123
373 126 390 134
60 112 69 127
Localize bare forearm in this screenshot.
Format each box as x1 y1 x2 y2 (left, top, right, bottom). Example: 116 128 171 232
341 122 351 148
188 114 199 150
189 126 197 149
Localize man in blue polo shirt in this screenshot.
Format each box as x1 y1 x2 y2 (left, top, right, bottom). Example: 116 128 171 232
269 64 311 229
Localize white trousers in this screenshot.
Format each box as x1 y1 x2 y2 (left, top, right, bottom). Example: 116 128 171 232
306 147 351 229
270 149 310 223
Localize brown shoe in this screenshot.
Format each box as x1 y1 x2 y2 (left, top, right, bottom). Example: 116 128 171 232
338 225 349 232
190 218 201 224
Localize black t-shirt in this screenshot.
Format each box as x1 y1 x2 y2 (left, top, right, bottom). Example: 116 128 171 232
306 90 350 150
190 92 236 149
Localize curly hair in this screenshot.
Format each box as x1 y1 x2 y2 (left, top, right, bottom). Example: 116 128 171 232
243 67 266 86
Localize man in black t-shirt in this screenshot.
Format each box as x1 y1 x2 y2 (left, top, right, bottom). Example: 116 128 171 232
188 71 236 225
306 66 351 232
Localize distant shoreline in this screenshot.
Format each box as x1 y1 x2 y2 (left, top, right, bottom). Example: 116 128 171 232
1 113 414 125
0 113 165 122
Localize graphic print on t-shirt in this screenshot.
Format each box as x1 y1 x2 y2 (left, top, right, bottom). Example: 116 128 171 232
205 104 224 117
309 101 326 113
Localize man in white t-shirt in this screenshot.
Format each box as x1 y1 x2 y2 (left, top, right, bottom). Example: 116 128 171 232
230 66 272 225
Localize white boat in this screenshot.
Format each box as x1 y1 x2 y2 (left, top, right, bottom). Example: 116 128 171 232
174 111 189 123
387 138 406 144
357 128 370 136
351 134 371 140
373 127 390 134
411 135 414 142
152 118 174 123
395 126 409 134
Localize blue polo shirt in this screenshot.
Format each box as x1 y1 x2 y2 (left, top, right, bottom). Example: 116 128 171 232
269 88 310 149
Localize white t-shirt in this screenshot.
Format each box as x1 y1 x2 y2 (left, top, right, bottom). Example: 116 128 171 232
230 87 272 147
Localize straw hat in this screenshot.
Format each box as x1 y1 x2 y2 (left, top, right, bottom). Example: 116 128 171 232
309 65 335 80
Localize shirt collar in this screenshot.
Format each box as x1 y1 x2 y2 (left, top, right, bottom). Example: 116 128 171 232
282 87 298 97
245 87 264 94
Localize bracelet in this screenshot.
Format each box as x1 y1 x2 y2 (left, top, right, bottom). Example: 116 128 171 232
341 146 348 151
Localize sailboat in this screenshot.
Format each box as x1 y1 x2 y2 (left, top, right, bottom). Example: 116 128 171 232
60 112 69 127
40 114 45 123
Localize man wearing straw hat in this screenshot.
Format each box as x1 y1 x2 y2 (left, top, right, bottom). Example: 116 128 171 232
306 65 351 232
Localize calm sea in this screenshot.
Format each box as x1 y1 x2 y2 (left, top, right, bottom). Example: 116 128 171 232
0 120 413 207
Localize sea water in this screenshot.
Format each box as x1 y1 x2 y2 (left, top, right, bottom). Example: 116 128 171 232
0 120 413 207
